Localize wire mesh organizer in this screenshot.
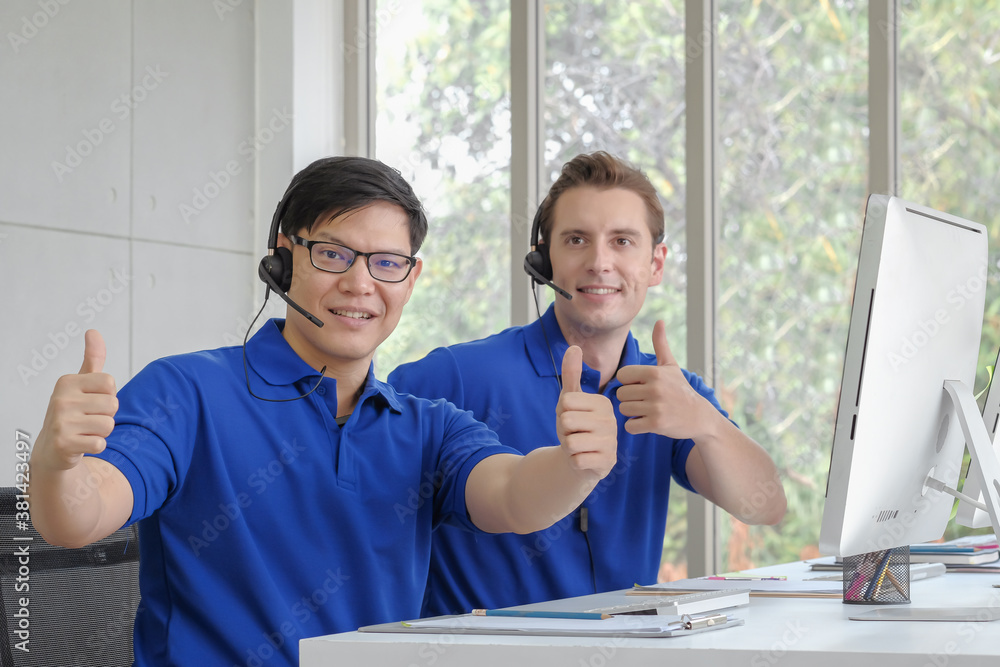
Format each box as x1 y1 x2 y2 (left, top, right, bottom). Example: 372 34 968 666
842 546 910 604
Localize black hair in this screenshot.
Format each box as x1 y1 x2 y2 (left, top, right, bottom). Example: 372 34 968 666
279 156 428 254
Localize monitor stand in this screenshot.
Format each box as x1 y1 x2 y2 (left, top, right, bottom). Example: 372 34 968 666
944 379 1000 538
850 380 1000 622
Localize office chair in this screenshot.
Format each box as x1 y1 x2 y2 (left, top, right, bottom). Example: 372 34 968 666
0 487 140 667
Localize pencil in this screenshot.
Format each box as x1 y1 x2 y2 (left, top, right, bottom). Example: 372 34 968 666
883 568 907 596
471 609 612 620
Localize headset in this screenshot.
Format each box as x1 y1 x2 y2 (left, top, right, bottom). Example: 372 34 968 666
244 184 326 402
257 183 324 328
523 203 572 301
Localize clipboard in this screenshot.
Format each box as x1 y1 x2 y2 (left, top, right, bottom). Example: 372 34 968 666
358 612 744 638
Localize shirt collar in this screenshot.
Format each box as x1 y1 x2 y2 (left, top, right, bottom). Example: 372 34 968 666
525 304 570 378
246 319 401 413
524 304 642 379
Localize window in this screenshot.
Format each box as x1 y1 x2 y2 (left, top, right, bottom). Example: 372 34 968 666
899 1 1000 386
375 0 512 378
715 1 869 568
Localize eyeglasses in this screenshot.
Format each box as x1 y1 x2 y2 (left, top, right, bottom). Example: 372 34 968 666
287 235 417 283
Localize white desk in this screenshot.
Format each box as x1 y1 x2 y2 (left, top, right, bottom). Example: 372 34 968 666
299 561 1000 667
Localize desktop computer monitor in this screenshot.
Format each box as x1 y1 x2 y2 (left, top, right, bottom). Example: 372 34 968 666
819 194 994 558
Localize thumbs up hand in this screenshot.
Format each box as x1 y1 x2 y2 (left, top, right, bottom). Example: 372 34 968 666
555 345 617 480
35 330 119 471
616 320 711 438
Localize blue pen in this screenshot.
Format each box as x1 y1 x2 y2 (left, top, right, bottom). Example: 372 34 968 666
864 550 892 601
472 609 611 620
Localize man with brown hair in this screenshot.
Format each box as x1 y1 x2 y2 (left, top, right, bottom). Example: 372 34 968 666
390 151 786 617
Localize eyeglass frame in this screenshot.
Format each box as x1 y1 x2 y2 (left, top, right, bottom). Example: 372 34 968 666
286 234 418 283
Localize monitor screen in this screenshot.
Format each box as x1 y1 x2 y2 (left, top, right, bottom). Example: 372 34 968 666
819 195 988 557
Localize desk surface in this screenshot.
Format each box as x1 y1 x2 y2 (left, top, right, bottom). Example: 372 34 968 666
299 561 1000 667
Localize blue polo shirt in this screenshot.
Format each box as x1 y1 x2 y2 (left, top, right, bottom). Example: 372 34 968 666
92 319 516 667
390 305 729 616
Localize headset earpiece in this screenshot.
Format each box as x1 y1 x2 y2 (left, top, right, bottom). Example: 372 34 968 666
258 246 293 293
523 205 553 282
524 243 552 282
260 182 296 290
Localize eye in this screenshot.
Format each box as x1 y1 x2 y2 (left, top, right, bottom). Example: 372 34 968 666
319 246 349 262
567 235 585 246
375 256 405 270
615 237 633 247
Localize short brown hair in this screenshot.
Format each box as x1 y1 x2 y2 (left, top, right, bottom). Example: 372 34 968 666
536 151 665 245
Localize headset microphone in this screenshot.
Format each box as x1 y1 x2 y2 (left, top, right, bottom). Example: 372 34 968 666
523 204 572 300
258 258 324 328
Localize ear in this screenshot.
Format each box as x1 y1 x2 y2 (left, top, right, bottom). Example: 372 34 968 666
400 257 423 307
648 241 667 287
276 232 293 251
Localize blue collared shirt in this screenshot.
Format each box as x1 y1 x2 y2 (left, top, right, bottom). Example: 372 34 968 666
93 319 515 667
390 304 729 616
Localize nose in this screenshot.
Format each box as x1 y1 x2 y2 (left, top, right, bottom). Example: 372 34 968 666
337 257 375 295
586 243 614 273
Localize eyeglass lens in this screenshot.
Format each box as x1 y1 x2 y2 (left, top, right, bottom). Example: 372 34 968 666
311 243 411 282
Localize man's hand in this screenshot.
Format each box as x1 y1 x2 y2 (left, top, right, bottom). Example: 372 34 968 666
616 321 787 525
556 345 617 479
34 329 118 472
616 320 715 439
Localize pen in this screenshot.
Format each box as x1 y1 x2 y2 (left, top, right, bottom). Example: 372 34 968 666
471 609 612 620
864 550 892 601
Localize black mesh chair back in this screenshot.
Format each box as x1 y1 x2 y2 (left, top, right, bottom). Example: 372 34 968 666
0 487 140 667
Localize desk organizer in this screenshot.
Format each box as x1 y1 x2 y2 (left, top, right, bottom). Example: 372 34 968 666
842 545 910 604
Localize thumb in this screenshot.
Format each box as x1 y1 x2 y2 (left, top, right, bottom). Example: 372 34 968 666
651 320 678 367
79 329 107 374
560 345 583 394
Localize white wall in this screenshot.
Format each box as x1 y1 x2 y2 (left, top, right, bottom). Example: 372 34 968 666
0 0 345 486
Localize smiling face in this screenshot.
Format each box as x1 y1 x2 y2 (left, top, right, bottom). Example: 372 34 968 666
277 201 422 377
547 186 666 345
